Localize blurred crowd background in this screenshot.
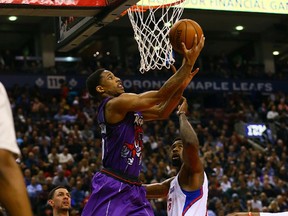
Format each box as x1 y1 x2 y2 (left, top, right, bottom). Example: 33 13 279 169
0 49 288 216
0 47 287 80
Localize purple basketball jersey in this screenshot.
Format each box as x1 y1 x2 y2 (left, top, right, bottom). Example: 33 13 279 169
81 97 154 216
97 97 144 177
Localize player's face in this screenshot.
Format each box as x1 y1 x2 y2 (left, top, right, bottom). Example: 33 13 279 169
170 140 183 168
99 70 124 96
52 188 71 210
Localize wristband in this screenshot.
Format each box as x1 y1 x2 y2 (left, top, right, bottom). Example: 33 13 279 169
178 111 186 116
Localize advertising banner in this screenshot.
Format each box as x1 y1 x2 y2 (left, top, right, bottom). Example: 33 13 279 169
0 0 107 7
138 0 287 14
0 74 287 93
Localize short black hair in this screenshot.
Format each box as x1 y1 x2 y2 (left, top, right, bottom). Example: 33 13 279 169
86 68 106 98
172 137 182 144
48 186 69 199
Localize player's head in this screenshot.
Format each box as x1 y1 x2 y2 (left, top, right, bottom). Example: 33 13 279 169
170 137 183 169
48 186 71 211
86 68 124 100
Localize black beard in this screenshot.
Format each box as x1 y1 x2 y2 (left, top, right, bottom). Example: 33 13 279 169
172 158 182 169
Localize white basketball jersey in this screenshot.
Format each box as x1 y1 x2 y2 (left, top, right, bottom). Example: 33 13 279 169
0 82 20 156
167 172 208 216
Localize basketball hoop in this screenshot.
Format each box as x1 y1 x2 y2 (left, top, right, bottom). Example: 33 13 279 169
125 0 186 73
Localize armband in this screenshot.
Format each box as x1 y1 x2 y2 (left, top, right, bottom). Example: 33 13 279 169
178 111 186 116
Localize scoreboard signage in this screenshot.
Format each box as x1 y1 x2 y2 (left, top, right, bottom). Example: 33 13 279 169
0 0 286 13
139 0 287 14
0 0 107 6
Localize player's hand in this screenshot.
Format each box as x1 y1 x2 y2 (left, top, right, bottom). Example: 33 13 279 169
177 97 188 115
181 34 205 66
170 64 177 74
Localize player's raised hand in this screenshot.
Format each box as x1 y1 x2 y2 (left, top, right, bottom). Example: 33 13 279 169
177 97 188 115
181 34 205 66
170 64 177 74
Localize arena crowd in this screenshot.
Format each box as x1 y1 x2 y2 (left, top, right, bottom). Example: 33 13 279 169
0 50 287 216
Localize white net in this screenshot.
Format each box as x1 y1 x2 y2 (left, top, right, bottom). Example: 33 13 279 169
127 0 185 73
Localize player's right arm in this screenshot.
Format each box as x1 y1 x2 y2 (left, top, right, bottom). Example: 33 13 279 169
227 213 288 216
0 150 34 216
144 177 174 199
177 98 204 191
106 35 205 124
141 66 199 121
0 83 33 216
227 213 260 216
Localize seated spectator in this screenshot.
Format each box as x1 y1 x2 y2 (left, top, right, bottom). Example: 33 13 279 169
48 147 60 164
266 105 279 121
27 176 43 214
250 191 263 211
81 124 94 141
71 180 86 211
52 170 69 187
59 147 74 164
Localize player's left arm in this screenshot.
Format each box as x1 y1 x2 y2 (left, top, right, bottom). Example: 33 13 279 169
227 213 261 216
142 66 199 121
177 98 204 191
144 177 174 199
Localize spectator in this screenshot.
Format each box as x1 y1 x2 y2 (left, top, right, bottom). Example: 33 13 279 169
27 176 43 214
48 147 60 164
250 191 263 211
59 148 74 164
52 170 69 187
221 175 232 193
266 105 279 121
70 180 86 211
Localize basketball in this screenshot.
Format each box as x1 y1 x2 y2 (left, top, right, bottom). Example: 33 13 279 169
169 19 203 54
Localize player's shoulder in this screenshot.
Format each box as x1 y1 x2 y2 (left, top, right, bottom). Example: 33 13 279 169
109 93 138 104
0 82 5 92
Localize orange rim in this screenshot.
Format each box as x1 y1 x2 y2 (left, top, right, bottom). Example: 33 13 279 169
120 0 185 16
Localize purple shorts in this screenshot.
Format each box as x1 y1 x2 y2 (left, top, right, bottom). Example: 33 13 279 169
81 172 154 216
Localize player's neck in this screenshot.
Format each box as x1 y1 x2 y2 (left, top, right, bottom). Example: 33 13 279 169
54 209 69 216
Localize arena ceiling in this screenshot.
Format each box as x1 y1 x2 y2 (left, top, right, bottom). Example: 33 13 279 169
0 4 287 65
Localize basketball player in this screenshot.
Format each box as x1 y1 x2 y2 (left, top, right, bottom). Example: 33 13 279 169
48 186 71 216
0 82 33 216
145 97 208 216
82 35 205 216
227 212 288 216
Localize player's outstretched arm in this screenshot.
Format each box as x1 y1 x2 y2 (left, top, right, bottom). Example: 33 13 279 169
108 35 205 119
144 177 174 199
0 83 33 216
154 34 204 99
227 212 288 216
177 97 204 191
142 66 199 121
226 213 256 216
